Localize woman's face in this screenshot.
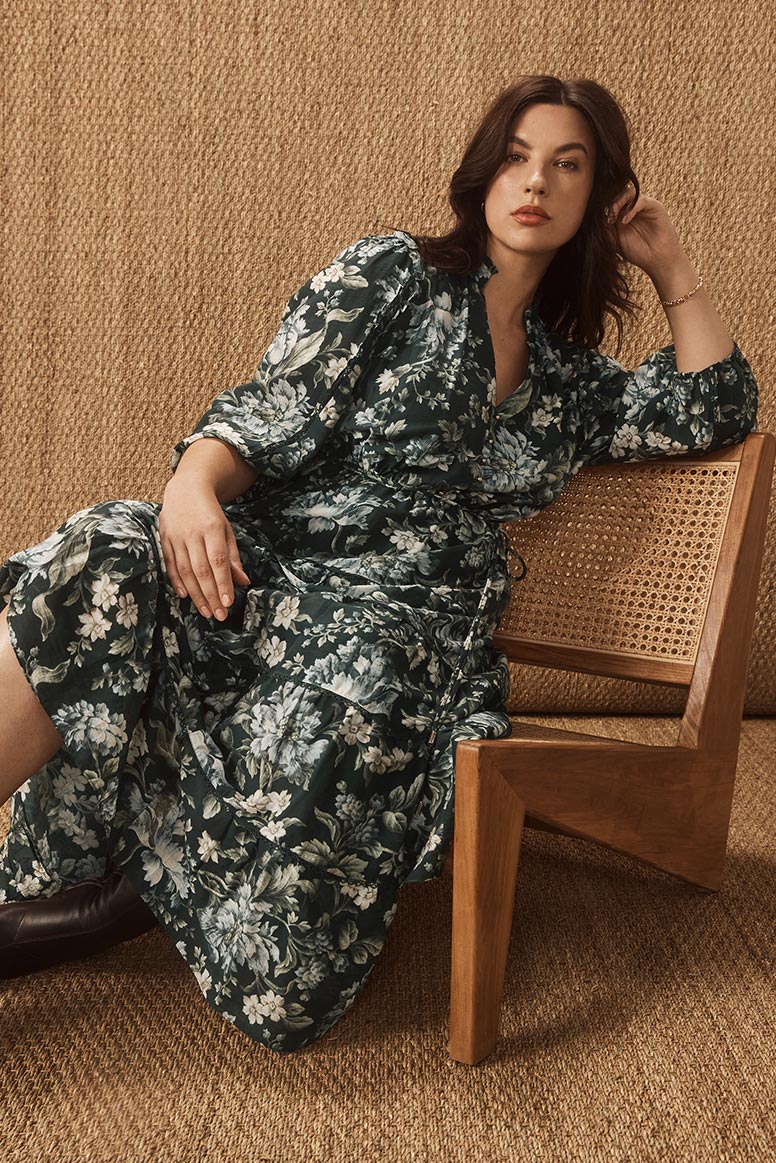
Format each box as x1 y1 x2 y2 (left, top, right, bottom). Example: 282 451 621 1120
483 102 597 259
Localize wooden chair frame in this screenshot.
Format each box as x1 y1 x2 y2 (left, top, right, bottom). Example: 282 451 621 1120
442 432 775 1065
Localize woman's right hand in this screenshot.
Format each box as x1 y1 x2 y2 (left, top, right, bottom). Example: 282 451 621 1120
159 479 251 621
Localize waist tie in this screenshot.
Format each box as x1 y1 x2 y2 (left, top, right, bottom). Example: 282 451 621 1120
249 521 528 751
425 532 528 744
425 535 527 748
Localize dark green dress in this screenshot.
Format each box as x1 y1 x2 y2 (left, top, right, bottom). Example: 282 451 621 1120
0 230 759 1052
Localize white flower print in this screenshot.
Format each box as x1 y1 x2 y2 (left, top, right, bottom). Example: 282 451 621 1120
263 303 317 370
340 881 379 910
54 807 102 850
92 572 120 611
338 707 373 745
530 394 563 431
272 594 301 629
266 789 293 815
50 763 91 806
140 835 187 897
363 743 412 775
609 421 642 453
7 873 46 900
310 258 346 291
161 624 180 655
243 990 288 1025
197 831 222 863
202 883 284 976
324 354 349 382
643 430 682 452
386 527 426 553
116 591 139 628
376 368 400 396
247 683 329 786
260 818 288 842
258 631 287 667
77 606 112 641
320 394 344 427
52 700 127 757
193 965 214 994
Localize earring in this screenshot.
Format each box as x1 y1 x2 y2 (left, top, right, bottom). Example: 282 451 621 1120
481 201 485 210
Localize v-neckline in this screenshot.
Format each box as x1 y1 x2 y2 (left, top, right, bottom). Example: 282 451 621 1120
472 256 541 417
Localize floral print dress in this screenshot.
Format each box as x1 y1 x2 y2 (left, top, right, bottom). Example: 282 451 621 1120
0 229 759 1053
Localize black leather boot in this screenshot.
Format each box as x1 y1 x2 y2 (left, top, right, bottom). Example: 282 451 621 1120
0 865 160 980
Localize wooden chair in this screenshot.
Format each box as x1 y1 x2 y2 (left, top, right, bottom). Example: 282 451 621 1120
442 431 775 1065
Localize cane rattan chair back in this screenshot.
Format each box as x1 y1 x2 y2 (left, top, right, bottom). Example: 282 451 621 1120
443 431 774 1065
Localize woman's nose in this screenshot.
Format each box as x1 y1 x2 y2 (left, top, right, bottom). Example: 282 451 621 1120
524 167 547 190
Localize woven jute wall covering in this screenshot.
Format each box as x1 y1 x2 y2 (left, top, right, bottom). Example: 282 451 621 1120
1 1 773 711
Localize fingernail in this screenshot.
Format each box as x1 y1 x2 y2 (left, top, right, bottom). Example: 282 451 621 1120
222 593 232 605
215 608 226 619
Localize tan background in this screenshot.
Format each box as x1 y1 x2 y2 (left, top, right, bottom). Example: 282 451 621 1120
2 4 775 1162
1 0 774 719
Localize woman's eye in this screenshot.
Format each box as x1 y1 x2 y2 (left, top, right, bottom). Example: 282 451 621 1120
506 152 577 170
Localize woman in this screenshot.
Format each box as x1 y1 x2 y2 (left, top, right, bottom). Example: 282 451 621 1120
0 75 759 1053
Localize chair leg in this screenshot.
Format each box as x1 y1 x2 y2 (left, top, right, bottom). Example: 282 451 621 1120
448 744 526 1065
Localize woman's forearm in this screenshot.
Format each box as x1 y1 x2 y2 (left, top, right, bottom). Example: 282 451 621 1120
167 437 260 504
648 250 735 373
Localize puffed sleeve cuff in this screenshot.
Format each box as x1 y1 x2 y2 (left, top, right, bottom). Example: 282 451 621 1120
169 232 418 481
581 339 760 466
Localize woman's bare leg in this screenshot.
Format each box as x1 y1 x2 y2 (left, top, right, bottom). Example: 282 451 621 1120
0 602 65 806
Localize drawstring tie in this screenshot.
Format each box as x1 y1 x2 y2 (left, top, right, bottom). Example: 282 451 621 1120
505 543 527 581
425 537 527 748
426 575 495 748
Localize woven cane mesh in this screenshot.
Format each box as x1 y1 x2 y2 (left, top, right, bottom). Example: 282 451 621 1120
497 459 739 665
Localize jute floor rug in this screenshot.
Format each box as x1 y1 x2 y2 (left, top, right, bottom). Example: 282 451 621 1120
2 714 774 1163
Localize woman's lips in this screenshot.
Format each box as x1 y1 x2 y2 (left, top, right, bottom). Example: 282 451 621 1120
512 212 551 225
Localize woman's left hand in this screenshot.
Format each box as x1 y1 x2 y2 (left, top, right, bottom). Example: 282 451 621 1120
606 185 685 277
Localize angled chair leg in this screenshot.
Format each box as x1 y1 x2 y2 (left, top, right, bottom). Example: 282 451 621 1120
448 743 526 1065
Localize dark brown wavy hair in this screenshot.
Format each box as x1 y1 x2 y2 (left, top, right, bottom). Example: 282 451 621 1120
379 75 641 354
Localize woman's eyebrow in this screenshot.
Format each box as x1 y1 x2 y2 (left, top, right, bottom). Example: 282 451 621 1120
508 135 589 156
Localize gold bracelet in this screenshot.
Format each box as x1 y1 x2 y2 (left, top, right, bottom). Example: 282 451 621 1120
660 274 703 308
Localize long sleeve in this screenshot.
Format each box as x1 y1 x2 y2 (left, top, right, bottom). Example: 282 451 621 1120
169 233 417 482
577 339 759 466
